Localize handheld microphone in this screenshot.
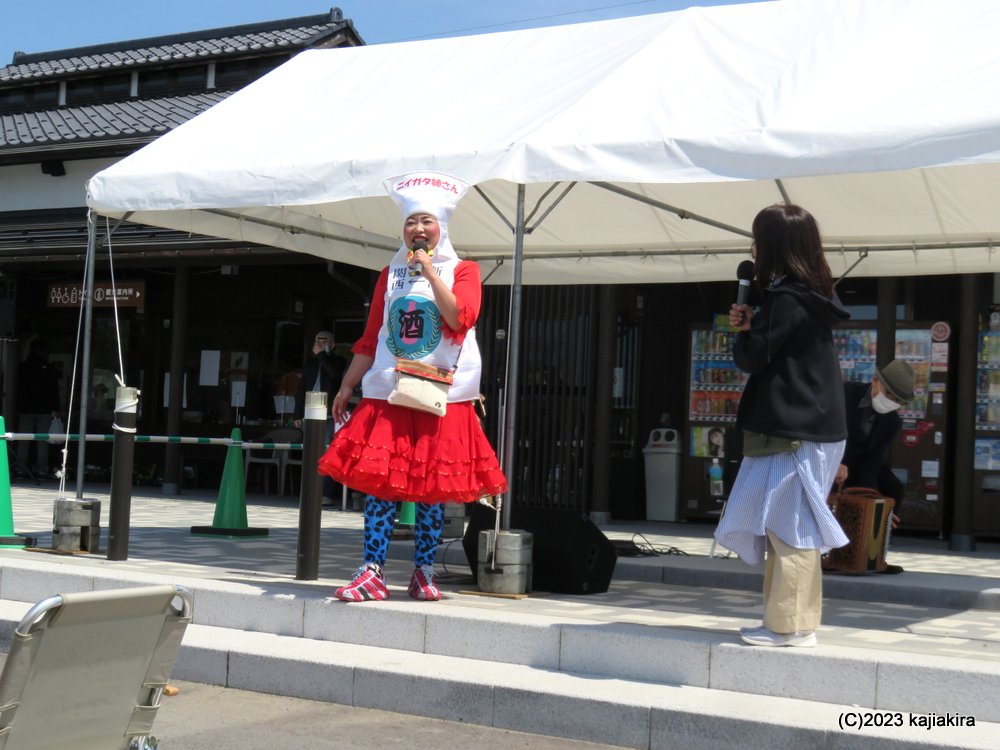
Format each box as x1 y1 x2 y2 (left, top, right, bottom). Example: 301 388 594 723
407 239 429 263
735 260 755 324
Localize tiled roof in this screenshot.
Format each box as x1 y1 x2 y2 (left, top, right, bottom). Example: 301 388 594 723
0 91 229 150
1 12 358 82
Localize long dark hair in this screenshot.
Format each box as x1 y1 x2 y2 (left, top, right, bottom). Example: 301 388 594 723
752 204 834 299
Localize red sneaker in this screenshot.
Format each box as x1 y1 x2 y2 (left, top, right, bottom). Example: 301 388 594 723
408 566 441 601
335 564 389 602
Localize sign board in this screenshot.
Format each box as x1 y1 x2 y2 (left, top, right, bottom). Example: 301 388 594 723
47 281 145 308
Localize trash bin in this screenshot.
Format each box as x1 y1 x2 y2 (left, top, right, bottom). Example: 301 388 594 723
643 428 681 522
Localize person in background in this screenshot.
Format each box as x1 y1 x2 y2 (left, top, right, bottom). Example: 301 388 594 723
714 203 850 648
16 338 60 478
294 331 346 506
834 358 916 574
318 170 507 602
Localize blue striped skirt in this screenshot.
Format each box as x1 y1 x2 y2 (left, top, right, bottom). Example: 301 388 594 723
714 439 849 567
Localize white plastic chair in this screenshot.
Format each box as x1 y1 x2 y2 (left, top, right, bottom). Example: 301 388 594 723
273 426 304 496
244 429 287 494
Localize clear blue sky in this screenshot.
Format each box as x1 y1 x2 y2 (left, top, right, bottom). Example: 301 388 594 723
1 0 760 63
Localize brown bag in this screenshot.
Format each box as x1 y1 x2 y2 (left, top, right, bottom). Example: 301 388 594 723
823 486 895 574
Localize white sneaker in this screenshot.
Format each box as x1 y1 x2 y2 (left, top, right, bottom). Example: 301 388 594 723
740 626 816 648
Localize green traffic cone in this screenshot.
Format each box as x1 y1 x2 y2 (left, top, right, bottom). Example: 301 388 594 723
0 416 34 548
397 501 416 525
391 500 417 540
191 428 268 538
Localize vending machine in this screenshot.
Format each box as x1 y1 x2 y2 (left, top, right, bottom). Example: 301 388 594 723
679 318 950 533
679 318 746 520
972 326 1000 534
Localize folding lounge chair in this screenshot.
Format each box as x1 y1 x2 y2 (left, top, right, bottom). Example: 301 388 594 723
0 584 192 750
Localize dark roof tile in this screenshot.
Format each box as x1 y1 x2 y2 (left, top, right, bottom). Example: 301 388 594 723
1 15 355 82
0 91 229 150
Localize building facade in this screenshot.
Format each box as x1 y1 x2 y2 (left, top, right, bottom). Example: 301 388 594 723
0 10 371 485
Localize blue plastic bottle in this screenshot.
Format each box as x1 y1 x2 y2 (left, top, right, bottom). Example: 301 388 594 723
709 458 724 497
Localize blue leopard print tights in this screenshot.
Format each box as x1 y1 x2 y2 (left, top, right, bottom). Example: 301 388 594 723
362 496 445 568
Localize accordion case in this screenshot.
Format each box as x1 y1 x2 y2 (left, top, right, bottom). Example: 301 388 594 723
823 487 895 574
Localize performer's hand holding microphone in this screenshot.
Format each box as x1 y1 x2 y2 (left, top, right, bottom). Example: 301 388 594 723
406 238 428 263
729 259 755 332
407 239 430 277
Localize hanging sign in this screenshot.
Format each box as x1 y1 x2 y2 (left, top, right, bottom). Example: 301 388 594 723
47 281 145 308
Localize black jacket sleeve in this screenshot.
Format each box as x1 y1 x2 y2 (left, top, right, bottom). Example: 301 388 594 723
733 292 807 375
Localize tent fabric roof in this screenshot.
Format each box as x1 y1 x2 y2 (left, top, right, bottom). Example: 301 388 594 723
86 0 1000 284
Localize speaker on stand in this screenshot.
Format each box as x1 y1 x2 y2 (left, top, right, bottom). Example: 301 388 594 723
462 503 617 594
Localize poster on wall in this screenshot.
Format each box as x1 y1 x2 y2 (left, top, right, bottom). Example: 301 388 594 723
690 426 726 458
199 350 220 386
974 439 1000 470
230 380 247 408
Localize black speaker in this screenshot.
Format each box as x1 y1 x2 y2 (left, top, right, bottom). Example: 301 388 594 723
462 504 617 595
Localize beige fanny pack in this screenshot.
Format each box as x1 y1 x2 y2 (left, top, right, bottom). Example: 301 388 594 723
387 359 455 417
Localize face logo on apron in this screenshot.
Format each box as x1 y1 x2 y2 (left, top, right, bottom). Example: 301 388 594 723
388 296 442 359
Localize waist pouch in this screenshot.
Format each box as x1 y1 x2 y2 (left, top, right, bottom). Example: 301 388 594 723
387 359 454 417
742 431 800 457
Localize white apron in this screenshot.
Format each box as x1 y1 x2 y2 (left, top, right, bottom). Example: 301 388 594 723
362 247 481 403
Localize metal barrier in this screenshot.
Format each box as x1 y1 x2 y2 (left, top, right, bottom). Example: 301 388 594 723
2 429 304 561
2 391 327 574
3 432 302 451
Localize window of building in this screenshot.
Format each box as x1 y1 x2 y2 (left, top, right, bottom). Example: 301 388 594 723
136 64 209 97
0 83 60 113
214 54 290 89
65 74 131 105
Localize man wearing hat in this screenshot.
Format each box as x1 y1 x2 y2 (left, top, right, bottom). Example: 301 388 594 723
834 358 917 574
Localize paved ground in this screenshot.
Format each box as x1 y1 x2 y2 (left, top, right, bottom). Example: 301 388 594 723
0 651 623 750
151 679 628 750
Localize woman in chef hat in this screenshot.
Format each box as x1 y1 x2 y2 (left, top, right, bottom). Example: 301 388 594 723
319 170 507 602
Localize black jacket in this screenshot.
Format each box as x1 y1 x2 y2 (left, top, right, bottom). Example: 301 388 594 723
294 351 346 420
734 278 850 442
841 380 902 489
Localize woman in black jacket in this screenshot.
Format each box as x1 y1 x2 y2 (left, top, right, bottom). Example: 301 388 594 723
714 204 850 648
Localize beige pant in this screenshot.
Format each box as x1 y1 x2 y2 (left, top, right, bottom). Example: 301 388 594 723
762 530 822 633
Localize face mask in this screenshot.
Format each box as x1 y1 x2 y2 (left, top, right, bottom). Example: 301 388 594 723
871 392 902 414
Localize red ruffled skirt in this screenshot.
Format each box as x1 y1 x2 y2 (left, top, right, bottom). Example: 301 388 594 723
317 398 508 504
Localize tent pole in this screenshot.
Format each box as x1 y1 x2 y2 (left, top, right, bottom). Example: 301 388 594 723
75 213 97 498
501 184 526 530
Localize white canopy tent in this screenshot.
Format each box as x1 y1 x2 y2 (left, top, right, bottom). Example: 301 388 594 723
86 0 1000 284
81 0 1000 520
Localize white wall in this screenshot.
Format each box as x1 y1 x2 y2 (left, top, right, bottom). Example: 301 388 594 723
0 157 118 211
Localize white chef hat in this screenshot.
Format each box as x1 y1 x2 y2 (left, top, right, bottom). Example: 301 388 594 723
383 171 469 226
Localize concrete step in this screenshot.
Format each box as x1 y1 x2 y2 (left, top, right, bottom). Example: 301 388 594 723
1 597 995 750
167 623 1000 750
2 554 999 731
607 554 1000 612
